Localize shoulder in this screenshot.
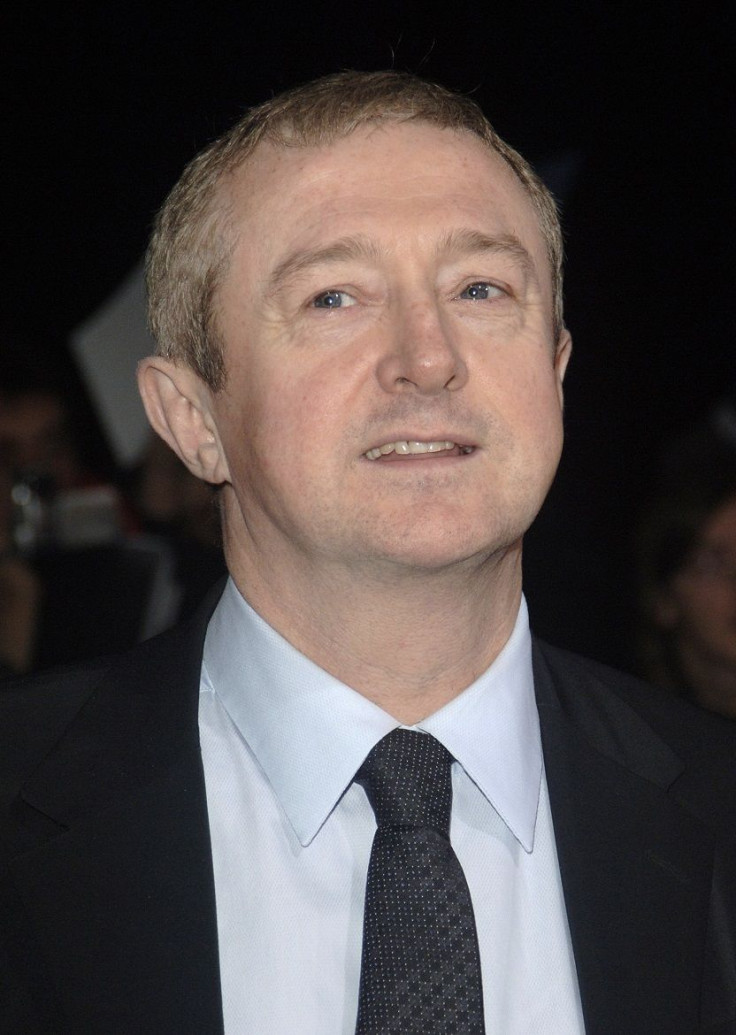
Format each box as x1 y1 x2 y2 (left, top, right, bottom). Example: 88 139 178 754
0 657 115 810
534 638 736 751
534 639 736 828
1 655 112 736
0 584 219 811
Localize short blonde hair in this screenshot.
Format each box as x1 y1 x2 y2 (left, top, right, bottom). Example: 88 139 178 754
147 70 564 390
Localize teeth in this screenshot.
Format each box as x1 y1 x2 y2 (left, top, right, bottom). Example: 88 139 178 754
364 440 457 460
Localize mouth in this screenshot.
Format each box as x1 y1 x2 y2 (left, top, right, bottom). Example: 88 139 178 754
363 439 476 461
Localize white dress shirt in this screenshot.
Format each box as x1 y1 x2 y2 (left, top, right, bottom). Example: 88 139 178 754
199 578 585 1033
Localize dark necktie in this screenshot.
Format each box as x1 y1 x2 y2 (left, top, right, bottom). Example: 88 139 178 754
355 728 485 1034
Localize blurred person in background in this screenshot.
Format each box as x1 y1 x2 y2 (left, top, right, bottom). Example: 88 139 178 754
0 321 122 550
132 435 226 620
1 321 225 670
0 323 169 668
0 324 103 673
637 401 736 718
0 459 40 676
0 320 113 493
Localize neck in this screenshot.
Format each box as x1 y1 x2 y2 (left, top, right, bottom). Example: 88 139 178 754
227 541 523 724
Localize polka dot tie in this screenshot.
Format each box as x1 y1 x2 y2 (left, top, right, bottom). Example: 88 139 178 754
355 728 485 1033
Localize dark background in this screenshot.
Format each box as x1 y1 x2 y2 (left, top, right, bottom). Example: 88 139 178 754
2 2 734 669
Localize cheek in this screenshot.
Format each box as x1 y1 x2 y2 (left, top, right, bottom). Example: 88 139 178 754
233 379 336 496
491 360 564 459
674 581 736 645
253 351 351 434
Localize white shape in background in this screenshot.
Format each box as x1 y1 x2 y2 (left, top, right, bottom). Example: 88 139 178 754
70 259 154 468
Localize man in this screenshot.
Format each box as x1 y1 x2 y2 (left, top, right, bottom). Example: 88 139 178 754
1 71 734 1034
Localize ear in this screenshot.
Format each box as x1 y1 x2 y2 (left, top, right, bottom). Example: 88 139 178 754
137 357 230 485
554 327 572 407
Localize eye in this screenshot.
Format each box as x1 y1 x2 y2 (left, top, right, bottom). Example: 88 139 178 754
311 289 357 309
458 282 504 301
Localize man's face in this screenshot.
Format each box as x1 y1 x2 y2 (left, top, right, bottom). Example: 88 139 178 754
207 121 570 582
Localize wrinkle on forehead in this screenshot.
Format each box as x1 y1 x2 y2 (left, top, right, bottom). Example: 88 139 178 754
219 122 553 317
227 123 527 220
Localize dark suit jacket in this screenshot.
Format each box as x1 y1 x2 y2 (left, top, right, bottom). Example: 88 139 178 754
2 588 736 1033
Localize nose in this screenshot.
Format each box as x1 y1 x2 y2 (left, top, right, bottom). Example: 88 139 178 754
375 297 469 396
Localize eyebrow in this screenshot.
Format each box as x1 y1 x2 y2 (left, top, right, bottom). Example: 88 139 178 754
267 236 382 292
267 228 538 293
434 228 537 281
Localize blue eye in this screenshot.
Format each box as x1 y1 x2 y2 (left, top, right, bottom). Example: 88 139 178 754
459 282 502 301
312 290 355 309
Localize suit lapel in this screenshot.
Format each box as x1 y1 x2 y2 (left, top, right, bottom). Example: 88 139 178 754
534 642 716 1034
6 596 224 1034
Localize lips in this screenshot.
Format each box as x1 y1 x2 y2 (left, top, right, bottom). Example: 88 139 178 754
363 440 475 460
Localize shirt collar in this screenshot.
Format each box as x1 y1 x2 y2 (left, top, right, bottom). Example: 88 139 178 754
202 578 541 851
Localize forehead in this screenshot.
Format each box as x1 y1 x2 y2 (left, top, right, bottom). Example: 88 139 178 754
221 121 548 276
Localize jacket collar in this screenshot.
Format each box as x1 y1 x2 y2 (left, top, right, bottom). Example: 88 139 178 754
7 585 226 1034
534 640 729 1033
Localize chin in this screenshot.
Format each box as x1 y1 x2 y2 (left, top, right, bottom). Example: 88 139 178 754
365 522 524 575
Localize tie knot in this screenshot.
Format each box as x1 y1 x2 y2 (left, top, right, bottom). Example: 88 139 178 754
357 729 453 834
